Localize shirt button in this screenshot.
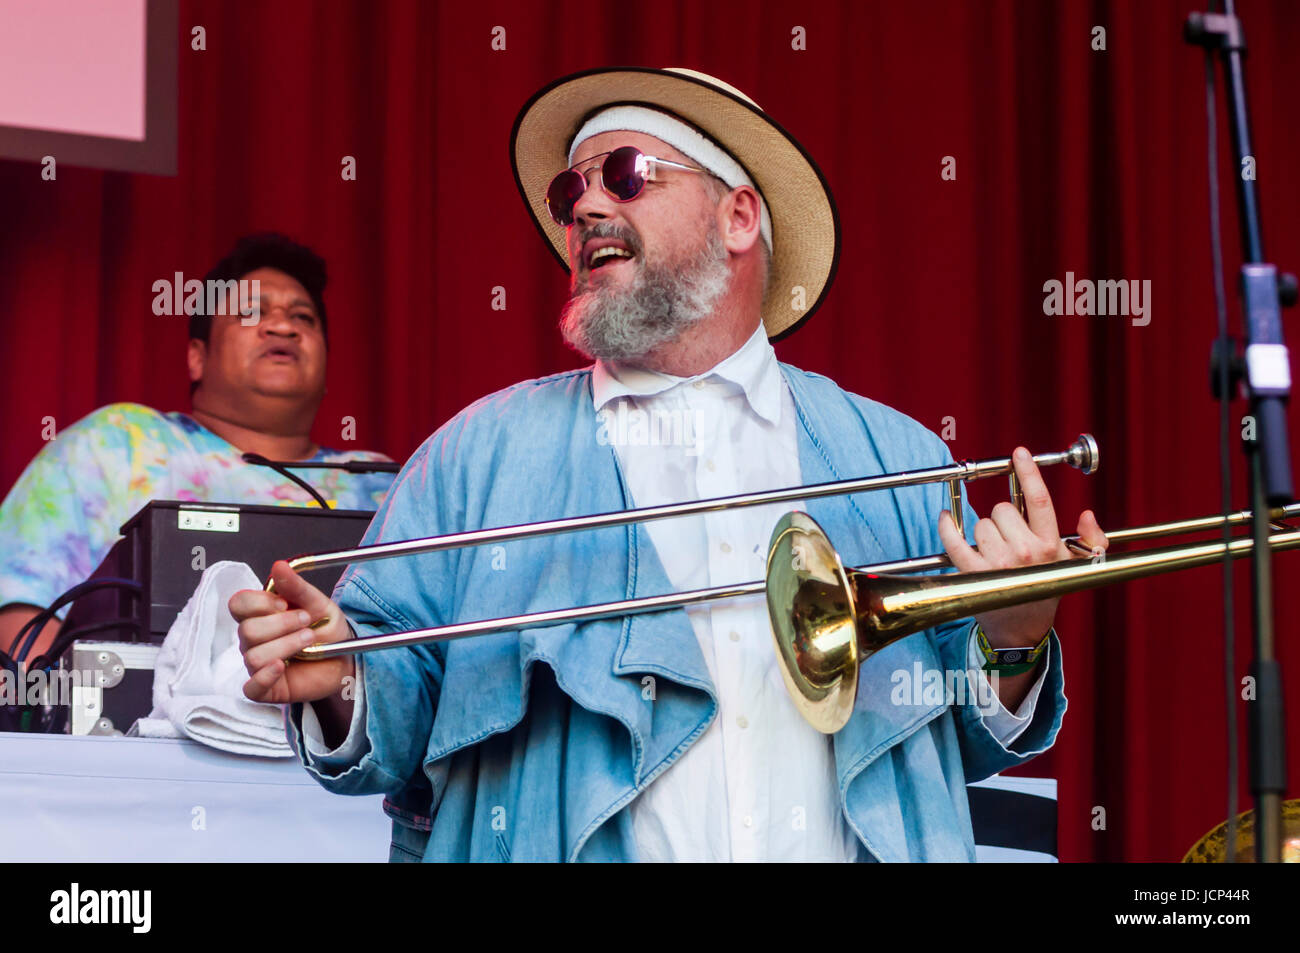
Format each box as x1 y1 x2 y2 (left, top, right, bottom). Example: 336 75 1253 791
693 380 706 390
729 630 740 642
720 542 732 554
736 715 748 729
743 815 754 828
705 459 716 472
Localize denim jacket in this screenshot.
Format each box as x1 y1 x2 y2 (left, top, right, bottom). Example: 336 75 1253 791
287 364 1066 862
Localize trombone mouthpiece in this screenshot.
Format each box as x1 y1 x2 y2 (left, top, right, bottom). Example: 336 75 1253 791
1068 434 1100 475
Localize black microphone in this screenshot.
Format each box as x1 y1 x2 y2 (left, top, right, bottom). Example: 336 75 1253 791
250 458 401 474
240 453 332 508
240 453 401 509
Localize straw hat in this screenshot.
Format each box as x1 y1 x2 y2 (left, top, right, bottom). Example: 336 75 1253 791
510 66 840 340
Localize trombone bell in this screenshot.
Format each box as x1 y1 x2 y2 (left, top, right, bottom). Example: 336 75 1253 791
767 507 1300 735
766 512 932 733
765 513 861 734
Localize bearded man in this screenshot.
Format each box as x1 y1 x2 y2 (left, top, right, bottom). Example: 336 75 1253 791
231 68 1108 862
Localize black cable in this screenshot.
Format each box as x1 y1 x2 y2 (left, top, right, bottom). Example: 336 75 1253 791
9 578 142 663
10 578 139 660
250 458 401 474
1201 9 1239 864
0 645 15 672
28 617 143 674
240 452 332 508
4 617 139 735
9 611 45 661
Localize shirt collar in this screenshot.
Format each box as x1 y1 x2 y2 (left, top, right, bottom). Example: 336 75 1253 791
591 322 784 426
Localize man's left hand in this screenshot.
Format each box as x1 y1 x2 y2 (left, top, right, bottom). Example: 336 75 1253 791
936 446 1109 651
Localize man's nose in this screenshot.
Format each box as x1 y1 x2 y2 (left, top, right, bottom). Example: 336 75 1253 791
258 305 299 335
571 170 617 226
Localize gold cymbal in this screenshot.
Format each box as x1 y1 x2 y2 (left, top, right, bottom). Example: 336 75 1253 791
1183 799 1300 862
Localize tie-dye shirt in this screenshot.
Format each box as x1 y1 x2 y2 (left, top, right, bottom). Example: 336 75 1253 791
0 402 394 614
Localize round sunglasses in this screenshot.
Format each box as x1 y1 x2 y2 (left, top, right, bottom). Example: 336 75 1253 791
545 145 706 226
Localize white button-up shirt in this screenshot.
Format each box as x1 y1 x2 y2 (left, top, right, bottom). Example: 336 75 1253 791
593 322 1045 862
303 322 1046 861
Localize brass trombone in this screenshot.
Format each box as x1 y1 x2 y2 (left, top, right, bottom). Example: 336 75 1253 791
273 427 1296 726
765 506 1299 733
275 434 1099 648
290 495 1299 732
271 434 1099 585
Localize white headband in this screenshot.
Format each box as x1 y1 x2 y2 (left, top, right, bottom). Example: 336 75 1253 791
568 105 772 252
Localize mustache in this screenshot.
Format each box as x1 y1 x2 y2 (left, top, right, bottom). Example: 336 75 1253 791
570 224 644 299
572 222 644 268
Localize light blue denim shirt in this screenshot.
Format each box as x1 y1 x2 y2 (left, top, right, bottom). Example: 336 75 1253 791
286 363 1067 862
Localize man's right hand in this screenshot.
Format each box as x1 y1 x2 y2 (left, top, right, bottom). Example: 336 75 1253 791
230 560 356 706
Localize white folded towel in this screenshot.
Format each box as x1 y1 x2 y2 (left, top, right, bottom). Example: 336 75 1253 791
148 561 294 757
128 717 182 739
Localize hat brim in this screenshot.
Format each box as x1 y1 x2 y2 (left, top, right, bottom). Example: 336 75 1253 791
510 66 840 340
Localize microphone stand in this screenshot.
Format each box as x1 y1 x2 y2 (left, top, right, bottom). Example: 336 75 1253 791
240 453 401 510
241 453 332 508
1186 2 1297 863
247 458 401 474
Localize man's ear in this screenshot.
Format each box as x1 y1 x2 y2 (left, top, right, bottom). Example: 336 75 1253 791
187 339 206 387
719 185 762 256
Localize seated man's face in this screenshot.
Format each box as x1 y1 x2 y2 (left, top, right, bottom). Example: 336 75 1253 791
190 267 328 411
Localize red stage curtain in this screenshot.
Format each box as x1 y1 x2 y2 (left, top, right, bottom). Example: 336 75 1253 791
0 0 1296 861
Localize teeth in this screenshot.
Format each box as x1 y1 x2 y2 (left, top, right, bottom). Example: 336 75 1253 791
590 246 633 266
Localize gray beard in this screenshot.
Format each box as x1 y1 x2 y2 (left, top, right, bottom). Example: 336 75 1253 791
560 228 731 363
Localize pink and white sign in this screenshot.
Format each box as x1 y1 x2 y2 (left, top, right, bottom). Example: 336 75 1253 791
0 0 147 141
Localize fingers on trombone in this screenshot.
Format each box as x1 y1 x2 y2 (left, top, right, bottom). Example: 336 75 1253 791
243 662 287 702
240 608 312 646
1064 537 1093 557
973 516 1013 568
1064 512 1108 559
240 610 313 664
1077 508 1110 551
1011 447 1059 539
938 510 982 571
243 627 317 677
228 589 288 623
989 501 1053 562
267 560 332 613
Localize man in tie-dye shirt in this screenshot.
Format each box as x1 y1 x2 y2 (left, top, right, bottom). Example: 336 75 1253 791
0 234 393 661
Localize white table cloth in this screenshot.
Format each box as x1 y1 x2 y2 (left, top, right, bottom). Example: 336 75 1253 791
0 733 1055 862
0 733 388 862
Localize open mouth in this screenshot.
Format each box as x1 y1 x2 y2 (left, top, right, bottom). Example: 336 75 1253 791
587 246 636 272
261 347 299 362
